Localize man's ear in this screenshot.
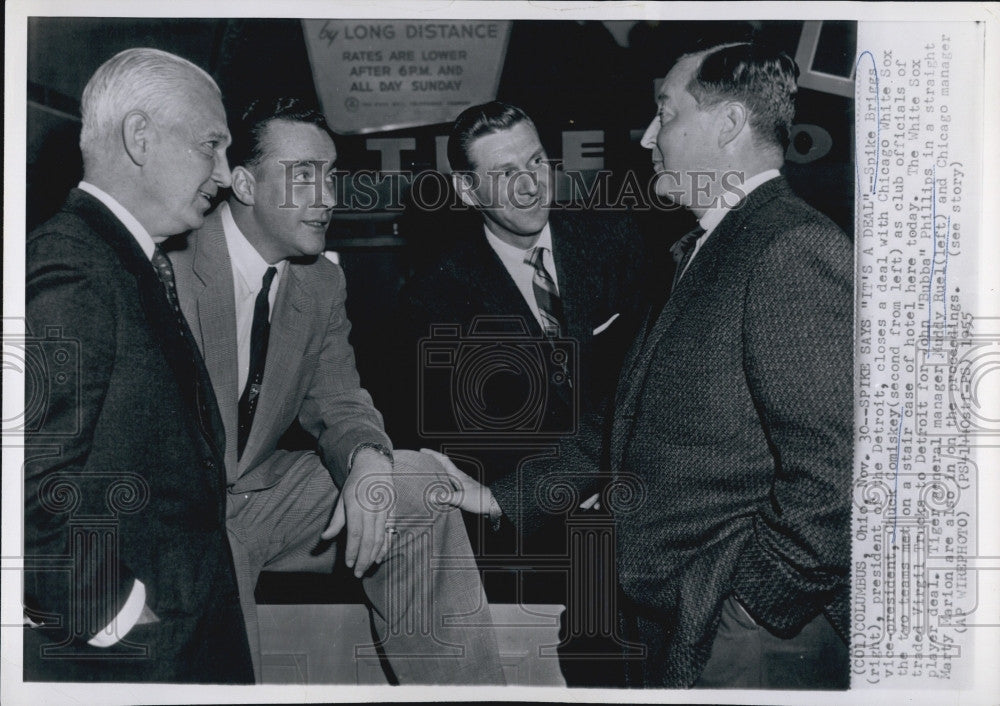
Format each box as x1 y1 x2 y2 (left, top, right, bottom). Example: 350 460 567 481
122 111 152 166
230 166 256 206
717 101 748 149
452 171 479 208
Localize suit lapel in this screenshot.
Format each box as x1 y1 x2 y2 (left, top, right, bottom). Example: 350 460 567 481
611 178 787 469
68 190 227 470
238 262 313 472
549 214 584 341
462 231 544 337
546 216 584 407
187 215 242 478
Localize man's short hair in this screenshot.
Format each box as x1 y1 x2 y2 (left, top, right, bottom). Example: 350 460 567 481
447 101 535 173
79 47 219 160
684 43 799 150
228 97 336 172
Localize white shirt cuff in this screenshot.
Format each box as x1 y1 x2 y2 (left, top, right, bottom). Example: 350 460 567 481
87 578 146 647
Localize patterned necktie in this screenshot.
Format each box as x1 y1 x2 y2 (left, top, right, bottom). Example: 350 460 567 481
151 245 183 313
237 266 277 459
151 245 221 452
669 225 706 291
525 245 564 337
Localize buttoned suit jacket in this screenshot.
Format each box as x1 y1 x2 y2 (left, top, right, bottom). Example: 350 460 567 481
169 207 390 496
502 177 853 687
24 189 252 683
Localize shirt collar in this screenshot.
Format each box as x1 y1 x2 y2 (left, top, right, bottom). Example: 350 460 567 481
77 181 156 260
220 202 287 292
698 169 781 236
483 221 553 266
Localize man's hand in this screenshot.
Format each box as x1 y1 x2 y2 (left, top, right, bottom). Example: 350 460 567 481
321 448 395 578
420 448 495 516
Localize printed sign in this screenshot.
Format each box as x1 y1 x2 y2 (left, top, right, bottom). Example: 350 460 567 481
303 19 511 134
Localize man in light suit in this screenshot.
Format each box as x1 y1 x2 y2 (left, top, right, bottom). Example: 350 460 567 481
393 101 650 686
168 97 503 684
435 44 852 688
25 48 253 682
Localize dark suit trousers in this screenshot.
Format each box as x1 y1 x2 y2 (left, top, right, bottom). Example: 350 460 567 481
226 449 504 684
694 596 848 689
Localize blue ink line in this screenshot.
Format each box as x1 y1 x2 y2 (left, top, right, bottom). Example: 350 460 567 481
926 168 937 352
942 215 951 327
892 406 904 544
855 50 879 195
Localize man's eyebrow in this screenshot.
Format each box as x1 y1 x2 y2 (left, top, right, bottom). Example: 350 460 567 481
490 160 520 172
206 130 230 144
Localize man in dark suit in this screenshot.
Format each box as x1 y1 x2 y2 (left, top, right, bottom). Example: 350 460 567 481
434 45 852 688
168 98 503 684
24 48 253 682
392 100 647 487
392 101 649 685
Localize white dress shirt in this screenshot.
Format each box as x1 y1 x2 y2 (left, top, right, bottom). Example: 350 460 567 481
680 169 782 279
219 202 286 395
483 222 560 330
76 181 150 647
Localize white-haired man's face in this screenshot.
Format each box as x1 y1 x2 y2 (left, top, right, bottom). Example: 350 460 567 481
140 77 232 237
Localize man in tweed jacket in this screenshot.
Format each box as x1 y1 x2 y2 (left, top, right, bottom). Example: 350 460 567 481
434 44 852 688
168 98 503 684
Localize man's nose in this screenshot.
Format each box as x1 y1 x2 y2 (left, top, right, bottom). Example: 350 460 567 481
320 174 337 208
516 169 540 195
213 150 232 189
640 117 659 150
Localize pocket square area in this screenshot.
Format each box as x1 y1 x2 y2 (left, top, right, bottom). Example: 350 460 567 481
592 313 621 335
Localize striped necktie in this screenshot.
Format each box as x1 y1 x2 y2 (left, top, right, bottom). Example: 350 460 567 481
525 245 564 337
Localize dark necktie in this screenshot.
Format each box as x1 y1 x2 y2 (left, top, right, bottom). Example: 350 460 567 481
669 225 706 291
237 266 277 458
525 245 564 337
641 225 707 348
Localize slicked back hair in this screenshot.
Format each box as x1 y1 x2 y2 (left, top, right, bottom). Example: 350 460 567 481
228 97 336 172
447 100 536 173
683 43 800 150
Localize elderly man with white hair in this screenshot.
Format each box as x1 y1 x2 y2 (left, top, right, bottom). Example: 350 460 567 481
24 47 253 682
